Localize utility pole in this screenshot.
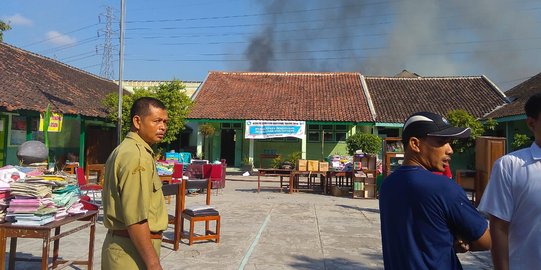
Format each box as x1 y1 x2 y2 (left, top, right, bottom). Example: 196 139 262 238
117 0 126 145
99 6 115 80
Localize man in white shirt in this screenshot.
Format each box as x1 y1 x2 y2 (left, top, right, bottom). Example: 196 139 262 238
478 92 541 270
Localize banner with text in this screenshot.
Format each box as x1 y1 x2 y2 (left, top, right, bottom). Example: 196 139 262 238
39 112 63 132
245 120 305 139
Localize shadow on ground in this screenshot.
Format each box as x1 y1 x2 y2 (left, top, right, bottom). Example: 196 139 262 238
289 253 383 270
337 204 380 214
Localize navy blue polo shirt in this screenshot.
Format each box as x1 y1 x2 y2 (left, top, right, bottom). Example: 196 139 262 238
379 166 487 270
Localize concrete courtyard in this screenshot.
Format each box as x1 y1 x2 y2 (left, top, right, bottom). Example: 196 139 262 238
5 174 493 269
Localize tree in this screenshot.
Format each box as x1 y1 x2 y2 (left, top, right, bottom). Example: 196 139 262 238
511 133 532 151
0 20 12 42
103 80 193 144
346 133 383 155
446 109 496 153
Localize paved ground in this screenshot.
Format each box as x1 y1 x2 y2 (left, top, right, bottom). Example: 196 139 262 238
5 174 493 269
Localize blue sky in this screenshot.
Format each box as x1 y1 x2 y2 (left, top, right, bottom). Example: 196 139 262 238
2 0 541 90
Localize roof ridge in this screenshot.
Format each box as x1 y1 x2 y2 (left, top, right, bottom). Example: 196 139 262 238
365 76 484 80
208 71 362 76
1 42 114 84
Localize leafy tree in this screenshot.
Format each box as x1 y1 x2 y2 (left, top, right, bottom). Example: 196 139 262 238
103 80 193 144
0 20 11 42
446 109 491 153
511 133 532 151
346 133 382 155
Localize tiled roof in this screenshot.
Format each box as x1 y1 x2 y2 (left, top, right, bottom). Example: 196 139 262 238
364 76 509 123
188 71 373 122
485 72 541 119
0 43 119 118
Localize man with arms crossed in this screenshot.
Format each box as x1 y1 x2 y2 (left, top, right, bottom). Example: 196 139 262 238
380 111 491 270
478 93 541 270
102 97 169 270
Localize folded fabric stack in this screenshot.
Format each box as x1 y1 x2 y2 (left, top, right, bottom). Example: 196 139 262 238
52 185 84 219
7 182 57 226
10 182 52 198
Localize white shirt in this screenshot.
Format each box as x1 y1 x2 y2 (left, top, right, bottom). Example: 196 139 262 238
478 142 541 269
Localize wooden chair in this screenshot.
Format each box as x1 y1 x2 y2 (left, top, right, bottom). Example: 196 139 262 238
161 182 182 250
180 178 220 246
85 163 105 186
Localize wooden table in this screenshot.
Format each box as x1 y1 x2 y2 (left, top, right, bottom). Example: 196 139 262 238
291 171 330 194
257 169 293 193
327 171 353 191
0 210 98 270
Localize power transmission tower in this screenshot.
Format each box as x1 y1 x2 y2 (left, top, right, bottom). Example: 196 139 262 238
99 6 115 80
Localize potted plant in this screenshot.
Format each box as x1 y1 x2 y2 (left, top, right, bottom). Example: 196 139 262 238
270 155 284 169
285 151 302 169
199 123 215 159
346 133 383 156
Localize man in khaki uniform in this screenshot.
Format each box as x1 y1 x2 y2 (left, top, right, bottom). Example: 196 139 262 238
102 97 169 270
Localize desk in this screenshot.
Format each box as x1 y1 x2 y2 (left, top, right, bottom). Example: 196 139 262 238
257 169 293 193
0 210 98 270
291 171 329 194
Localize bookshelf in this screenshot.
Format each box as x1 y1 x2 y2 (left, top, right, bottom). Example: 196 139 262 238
352 154 377 199
383 137 404 178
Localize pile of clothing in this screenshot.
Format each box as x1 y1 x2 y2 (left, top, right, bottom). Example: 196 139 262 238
0 165 89 226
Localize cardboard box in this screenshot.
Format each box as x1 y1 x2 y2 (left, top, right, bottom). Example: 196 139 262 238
308 160 319 171
319 162 329 172
296 159 308 171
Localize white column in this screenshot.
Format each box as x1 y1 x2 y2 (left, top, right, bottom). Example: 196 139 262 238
301 135 307 159
196 132 203 158
249 139 254 164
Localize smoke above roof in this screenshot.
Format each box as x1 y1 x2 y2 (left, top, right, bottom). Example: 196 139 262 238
244 0 541 90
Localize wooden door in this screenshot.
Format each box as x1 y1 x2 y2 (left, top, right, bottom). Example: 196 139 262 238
85 126 116 165
475 136 506 206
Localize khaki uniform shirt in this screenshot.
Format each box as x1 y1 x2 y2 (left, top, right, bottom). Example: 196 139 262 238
102 132 168 232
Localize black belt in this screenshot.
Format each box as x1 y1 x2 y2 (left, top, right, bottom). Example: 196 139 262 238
110 229 163 239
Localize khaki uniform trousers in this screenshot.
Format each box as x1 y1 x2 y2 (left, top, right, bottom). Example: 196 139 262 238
101 230 162 270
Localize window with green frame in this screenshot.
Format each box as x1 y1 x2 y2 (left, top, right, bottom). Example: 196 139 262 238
308 124 349 142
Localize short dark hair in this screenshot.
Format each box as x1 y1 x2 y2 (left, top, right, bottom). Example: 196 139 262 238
130 97 166 124
525 92 541 119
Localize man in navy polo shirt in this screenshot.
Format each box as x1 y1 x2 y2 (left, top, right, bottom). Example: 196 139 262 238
379 112 491 270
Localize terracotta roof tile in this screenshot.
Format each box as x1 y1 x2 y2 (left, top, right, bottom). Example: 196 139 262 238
485 72 541 119
0 43 119 117
364 76 509 123
188 71 373 122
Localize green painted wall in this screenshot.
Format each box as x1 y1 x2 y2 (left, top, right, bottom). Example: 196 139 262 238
5 115 81 165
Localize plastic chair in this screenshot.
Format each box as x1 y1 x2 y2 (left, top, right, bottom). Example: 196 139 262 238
209 164 226 195
180 178 220 246
76 167 103 204
171 163 184 183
